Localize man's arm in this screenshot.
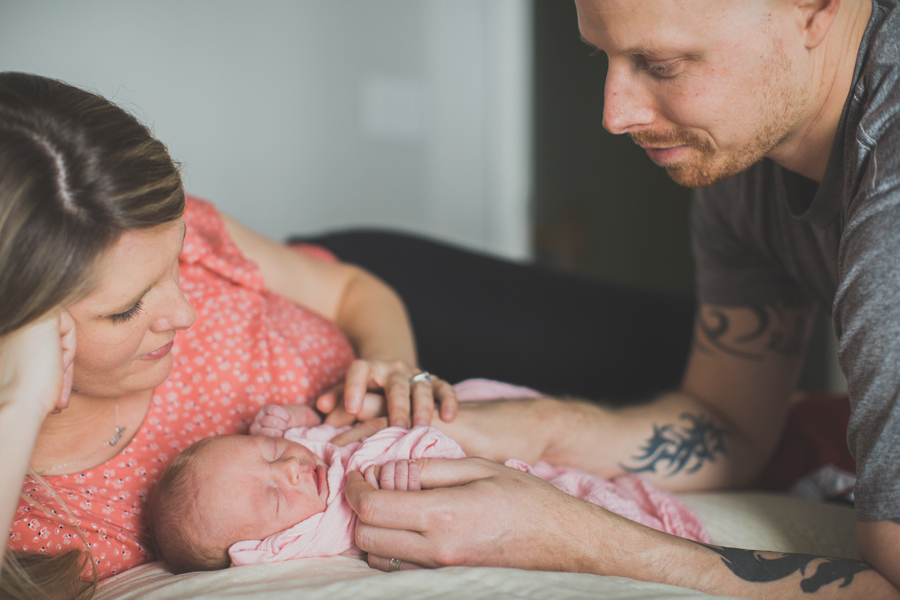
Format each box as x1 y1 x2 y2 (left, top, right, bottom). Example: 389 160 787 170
437 301 812 492
346 458 900 599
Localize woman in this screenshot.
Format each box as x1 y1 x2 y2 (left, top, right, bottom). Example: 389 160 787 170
0 72 456 599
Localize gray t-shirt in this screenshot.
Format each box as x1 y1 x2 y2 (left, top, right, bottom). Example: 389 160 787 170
691 0 900 521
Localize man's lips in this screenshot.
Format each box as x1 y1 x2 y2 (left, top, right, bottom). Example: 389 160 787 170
140 341 173 360
642 145 689 164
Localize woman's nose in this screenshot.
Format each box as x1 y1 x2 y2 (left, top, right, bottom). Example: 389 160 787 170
602 62 656 135
150 278 196 333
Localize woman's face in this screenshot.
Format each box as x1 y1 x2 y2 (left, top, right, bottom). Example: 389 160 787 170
66 219 195 398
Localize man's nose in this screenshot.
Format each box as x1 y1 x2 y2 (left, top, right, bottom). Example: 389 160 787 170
602 63 655 135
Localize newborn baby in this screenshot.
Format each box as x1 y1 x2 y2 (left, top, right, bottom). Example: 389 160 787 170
149 424 450 572
150 384 711 574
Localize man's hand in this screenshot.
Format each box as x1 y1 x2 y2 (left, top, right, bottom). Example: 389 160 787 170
249 403 321 437
317 359 457 428
345 456 604 572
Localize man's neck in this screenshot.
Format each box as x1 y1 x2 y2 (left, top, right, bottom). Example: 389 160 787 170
768 0 873 182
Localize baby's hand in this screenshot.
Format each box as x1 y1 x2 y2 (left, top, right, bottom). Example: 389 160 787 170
249 403 321 437
363 460 421 491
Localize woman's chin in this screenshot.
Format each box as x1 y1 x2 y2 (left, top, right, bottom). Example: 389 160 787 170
73 353 175 398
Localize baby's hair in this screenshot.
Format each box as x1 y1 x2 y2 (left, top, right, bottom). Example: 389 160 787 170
148 437 231 573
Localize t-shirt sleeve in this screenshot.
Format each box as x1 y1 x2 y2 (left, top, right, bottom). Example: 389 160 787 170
691 166 811 308
836 109 900 522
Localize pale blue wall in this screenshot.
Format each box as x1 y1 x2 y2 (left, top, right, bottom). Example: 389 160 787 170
0 0 531 257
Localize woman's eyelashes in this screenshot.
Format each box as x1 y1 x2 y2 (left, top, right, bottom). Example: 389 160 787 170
110 300 144 324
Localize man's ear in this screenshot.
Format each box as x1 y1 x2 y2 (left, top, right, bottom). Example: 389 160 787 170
793 0 841 48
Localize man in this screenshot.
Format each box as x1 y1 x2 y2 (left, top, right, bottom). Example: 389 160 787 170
343 0 900 597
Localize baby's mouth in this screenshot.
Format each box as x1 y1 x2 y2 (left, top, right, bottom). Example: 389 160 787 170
315 465 327 499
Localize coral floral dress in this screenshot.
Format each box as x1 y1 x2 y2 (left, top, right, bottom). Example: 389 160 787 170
9 197 356 580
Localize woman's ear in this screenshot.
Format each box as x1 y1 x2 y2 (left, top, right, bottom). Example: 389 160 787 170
794 0 842 49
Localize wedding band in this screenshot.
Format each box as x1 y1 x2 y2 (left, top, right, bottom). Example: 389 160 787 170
388 557 402 572
410 371 433 384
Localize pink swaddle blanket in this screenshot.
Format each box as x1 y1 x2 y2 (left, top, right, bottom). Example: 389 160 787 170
228 380 710 566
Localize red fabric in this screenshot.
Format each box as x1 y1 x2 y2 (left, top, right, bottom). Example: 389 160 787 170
9 197 356 580
761 393 855 491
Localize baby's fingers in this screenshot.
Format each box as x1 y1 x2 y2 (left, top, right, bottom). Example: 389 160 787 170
378 460 420 491
262 403 292 422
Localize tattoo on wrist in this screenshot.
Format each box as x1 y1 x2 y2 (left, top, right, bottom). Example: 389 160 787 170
620 413 726 476
695 543 870 593
693 303 809 360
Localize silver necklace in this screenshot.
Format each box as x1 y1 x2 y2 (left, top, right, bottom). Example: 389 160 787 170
37 400 127 475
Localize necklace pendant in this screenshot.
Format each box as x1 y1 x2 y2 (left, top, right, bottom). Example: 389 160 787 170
107 426 126 447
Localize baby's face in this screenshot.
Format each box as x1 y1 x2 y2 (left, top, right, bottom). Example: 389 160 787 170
193 435 329 550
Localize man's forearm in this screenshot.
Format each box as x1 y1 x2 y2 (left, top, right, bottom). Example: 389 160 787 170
539 392 774 492
584 509 899 599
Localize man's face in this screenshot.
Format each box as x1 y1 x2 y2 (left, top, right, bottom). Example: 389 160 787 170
575 0 810 188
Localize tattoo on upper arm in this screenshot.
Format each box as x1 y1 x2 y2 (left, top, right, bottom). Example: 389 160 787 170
696 543 871 593
620 413 726 476
693 303 811 360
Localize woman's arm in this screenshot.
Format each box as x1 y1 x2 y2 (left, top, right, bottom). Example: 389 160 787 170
0 314 75 568
221 215 456 427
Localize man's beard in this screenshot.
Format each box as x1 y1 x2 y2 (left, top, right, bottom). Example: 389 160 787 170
629 39 807 189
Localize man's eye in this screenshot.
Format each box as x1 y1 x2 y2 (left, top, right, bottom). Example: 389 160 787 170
641 60 683 79
110 300 144 324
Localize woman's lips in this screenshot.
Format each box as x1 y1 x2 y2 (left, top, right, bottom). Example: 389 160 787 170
140 341 173 360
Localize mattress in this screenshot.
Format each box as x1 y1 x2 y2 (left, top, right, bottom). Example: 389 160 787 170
94 491 858 599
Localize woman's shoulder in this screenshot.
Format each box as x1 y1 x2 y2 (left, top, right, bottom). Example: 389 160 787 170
180 195 265 291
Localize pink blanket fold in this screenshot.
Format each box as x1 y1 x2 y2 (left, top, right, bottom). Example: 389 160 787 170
228 380 710 566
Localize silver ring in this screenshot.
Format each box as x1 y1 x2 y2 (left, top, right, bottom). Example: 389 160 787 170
410 371 433 385
388 557 402 572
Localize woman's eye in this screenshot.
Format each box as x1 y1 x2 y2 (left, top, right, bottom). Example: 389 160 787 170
110 300 144 324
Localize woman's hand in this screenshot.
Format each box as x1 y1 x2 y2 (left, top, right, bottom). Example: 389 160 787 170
0 312 76 420
249 403 322 437
316 359 457 429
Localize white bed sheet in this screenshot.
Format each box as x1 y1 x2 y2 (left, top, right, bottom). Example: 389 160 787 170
95 492 858 600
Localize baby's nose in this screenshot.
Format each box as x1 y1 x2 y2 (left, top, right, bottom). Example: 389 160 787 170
283 457 311 486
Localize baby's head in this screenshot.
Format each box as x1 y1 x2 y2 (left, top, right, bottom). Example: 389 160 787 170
149 434 330 572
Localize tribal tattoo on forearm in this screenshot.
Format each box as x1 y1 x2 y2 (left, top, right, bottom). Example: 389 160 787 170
620 413 727 476
695 543 871 594
693 302 811 360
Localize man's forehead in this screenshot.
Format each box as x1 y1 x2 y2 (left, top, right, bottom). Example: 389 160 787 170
574 0 757 54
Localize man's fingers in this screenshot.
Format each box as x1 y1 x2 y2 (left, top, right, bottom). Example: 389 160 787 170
354 521 434 566
412 457 502 489
330 417 389 446
367 554 424 572
345 471 430 530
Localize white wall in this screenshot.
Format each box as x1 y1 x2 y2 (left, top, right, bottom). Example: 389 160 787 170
0 0 532 259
